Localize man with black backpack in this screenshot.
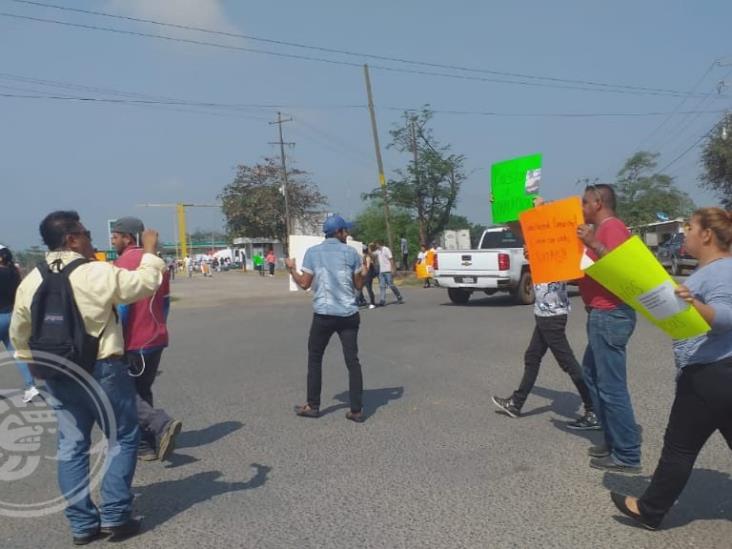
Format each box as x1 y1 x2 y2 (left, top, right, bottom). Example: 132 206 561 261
10 211 166 545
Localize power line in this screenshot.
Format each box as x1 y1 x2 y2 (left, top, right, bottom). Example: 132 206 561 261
2 90 730 119
8 0 707 98
656 120 722 173
0 10 719 99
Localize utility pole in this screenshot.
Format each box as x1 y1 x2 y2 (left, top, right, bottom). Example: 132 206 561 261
363 64 394 252
269 112 295 252
409 116 426 246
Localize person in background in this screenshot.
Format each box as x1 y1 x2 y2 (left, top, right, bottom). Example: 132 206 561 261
375 241 404 307
266 248 276 277
417 244 431 288
0 245 40 403
610 208 732 530
400 235 409 271
184 255 193 278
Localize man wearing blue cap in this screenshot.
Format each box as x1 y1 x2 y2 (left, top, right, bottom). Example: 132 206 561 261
285 215 369 422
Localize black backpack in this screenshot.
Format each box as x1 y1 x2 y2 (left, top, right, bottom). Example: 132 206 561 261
27 258 100 379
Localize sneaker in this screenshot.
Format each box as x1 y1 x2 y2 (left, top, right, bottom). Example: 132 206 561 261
100 518 142 542
590 455 641 475
397 298 405 304
22 386 40 403
566 411 601 430
72 528 102 546
157 419 182 461
491 395 521 418
588 444 611 458
137 447 158 461
368 304 376 309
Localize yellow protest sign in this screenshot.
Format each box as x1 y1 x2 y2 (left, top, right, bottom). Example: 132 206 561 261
519 196 585 284
585 236 709 339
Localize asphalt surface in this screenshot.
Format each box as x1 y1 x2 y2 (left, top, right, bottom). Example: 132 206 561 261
0 271 730 548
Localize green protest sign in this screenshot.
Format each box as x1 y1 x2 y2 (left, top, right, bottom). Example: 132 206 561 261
490 154 542 223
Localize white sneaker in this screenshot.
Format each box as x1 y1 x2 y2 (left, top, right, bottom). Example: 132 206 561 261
368 304 376 309
23 386 40 403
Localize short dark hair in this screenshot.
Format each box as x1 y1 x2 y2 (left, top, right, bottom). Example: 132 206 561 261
585 183 616 211
40 210 81 250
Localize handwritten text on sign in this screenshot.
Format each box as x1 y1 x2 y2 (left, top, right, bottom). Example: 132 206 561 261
491 153 542 224
519 196 585 284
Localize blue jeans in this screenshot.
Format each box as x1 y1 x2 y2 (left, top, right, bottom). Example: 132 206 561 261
582 305 641 466
378 272 402 305
46 358 140 535
0 311 35 389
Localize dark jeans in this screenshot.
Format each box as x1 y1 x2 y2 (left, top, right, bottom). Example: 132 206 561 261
638 359 732 525
268 263 275 275
364 271 376 305
307 313 363 412
45 358 139 535
512 314 593 412
583 305 640 466
127 350 171 451
402 253 408 271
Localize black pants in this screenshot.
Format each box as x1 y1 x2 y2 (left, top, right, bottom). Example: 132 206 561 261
512 314 593 411
402 253 408 271
307 313 363 412
128 350 171 450
364 271 376 305
638 359 732 525
268 263 275 275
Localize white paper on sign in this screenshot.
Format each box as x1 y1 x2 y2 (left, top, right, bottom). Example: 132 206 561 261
637 280 689 321
525 168 541 194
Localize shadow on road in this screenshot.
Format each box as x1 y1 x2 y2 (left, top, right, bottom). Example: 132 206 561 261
136 464 271 530
175 421 244 450
439 294 520 308
330 386 404 419
602 467 732 530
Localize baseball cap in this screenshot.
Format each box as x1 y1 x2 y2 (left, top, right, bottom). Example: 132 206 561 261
322 215 353 235
111 217 145 236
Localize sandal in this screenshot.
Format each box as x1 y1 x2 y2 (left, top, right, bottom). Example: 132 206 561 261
294 404 320 418
345 410 365 423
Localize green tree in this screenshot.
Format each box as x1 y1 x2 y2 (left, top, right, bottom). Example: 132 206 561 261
13 245 45 274
615 151 695 226
189 229 227 244
219 157 327 248
700 116 732 208
366 108 465 245
352 201 420 256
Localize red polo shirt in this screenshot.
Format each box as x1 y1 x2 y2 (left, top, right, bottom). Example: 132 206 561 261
579 217 630 310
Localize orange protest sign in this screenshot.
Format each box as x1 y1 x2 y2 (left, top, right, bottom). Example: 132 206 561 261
519 196 585 284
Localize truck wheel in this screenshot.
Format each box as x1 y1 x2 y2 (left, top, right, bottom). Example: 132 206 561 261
512 271 534 305
448 288 471 304
671 257 681 276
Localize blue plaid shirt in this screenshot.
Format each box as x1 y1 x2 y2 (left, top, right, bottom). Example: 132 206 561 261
302 238 362 317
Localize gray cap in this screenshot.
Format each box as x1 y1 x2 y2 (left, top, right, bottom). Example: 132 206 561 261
111 216 145 236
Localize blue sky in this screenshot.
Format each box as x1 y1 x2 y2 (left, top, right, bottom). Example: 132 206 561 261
2 0 731 249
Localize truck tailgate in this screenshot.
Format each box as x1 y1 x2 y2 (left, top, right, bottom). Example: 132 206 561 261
436 250 500 272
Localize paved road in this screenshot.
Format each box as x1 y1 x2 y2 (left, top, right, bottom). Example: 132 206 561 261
1 271 730 548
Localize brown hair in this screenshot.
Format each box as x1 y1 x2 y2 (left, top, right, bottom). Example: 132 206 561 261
692 207 732 249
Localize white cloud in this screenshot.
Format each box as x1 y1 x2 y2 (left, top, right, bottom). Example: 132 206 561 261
108 0 238 36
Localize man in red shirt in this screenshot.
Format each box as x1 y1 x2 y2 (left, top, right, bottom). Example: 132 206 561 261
112 217 182 462
576 185 641 474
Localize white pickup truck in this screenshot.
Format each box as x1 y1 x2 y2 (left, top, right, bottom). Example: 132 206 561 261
434 226 534 305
